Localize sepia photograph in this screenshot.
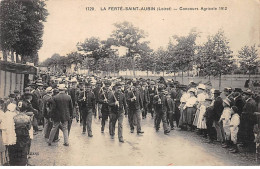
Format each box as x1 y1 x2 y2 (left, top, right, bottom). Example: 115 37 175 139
0 0 259 166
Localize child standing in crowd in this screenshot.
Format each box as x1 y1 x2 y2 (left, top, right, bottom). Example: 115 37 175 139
220 98 232 148
229 106 240 153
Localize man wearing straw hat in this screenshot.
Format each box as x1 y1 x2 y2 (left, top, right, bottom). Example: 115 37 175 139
48 84 73 146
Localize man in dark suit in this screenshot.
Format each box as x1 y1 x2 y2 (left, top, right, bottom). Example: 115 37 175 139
153 84 170 135
78 82 96 137
212 89 225 143
99 80 112 133
108 82 128 142
48 84 73 146
141 82 150 119
127 81 144 134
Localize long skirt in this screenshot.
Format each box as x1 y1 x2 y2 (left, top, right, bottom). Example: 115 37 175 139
179 106 187 127
196 110 207 129
193 109 200 127
186 107 197 125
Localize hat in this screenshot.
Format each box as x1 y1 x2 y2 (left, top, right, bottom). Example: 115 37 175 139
188 88 196 94
46 87 53 93
24 91 33 96
70 78 77 83
9 93 15 98
43 83 48 88
223 98 231 106
104 80 111 86
234 88 242 93
53 88 59 94
150 81 155 85
224 87 232 92
58 84 66 90
205 98 213 102
36 83 43 86
243 89 253 95
13 89 20 94
96 80 102 85
158 84 165 90
142 82 148 86
24 87 30 92
114 82 122 88
197 84 206 90
214 90 222 94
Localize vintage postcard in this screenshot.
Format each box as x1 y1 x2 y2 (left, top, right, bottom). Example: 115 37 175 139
0 0 259 166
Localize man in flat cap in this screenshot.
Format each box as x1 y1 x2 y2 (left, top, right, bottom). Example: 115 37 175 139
99 80 112 133
78 82 96 137
108 82 128 142
127 81 144 134
237 89 257 150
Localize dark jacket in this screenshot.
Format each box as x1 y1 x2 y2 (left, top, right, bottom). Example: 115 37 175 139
52 92 73 122
166 97 175 114
108 91 128 114
42 94 53 119
78 90 96 111
153 93 168 113
127 89 143 110
68 88 79 107
99 88 111 114
212 96 224 121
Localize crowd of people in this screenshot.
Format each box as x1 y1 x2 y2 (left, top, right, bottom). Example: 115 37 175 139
0 72 260 166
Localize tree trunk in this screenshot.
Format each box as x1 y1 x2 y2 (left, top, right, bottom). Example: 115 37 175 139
3 50 7 61
163 71 165 77
11 50 14 62
147 69 149 77
182 70 184 84
174 72 176 81
16 53 19 63
219 73 222 90
132 57 135 77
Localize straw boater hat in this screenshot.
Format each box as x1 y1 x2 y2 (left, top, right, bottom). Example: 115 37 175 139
58 84 66 91
197 84 206 90
46 87 53 93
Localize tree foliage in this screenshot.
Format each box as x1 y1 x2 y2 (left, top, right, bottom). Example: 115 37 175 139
238 45 258 75
196 29 233 77
0 0 48 63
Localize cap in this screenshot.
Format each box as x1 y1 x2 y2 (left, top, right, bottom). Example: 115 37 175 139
214 90 222 94
234 88 242 93
24 91 33 96
114 82 122 88
104 80 111 86
9 93 15 98
13 89 20 94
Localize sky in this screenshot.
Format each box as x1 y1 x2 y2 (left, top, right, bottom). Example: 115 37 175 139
38 0 260 62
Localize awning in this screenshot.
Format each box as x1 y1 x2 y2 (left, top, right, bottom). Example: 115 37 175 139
0 60 37 74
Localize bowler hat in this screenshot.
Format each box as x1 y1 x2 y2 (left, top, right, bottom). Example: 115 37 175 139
214 90 222 94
